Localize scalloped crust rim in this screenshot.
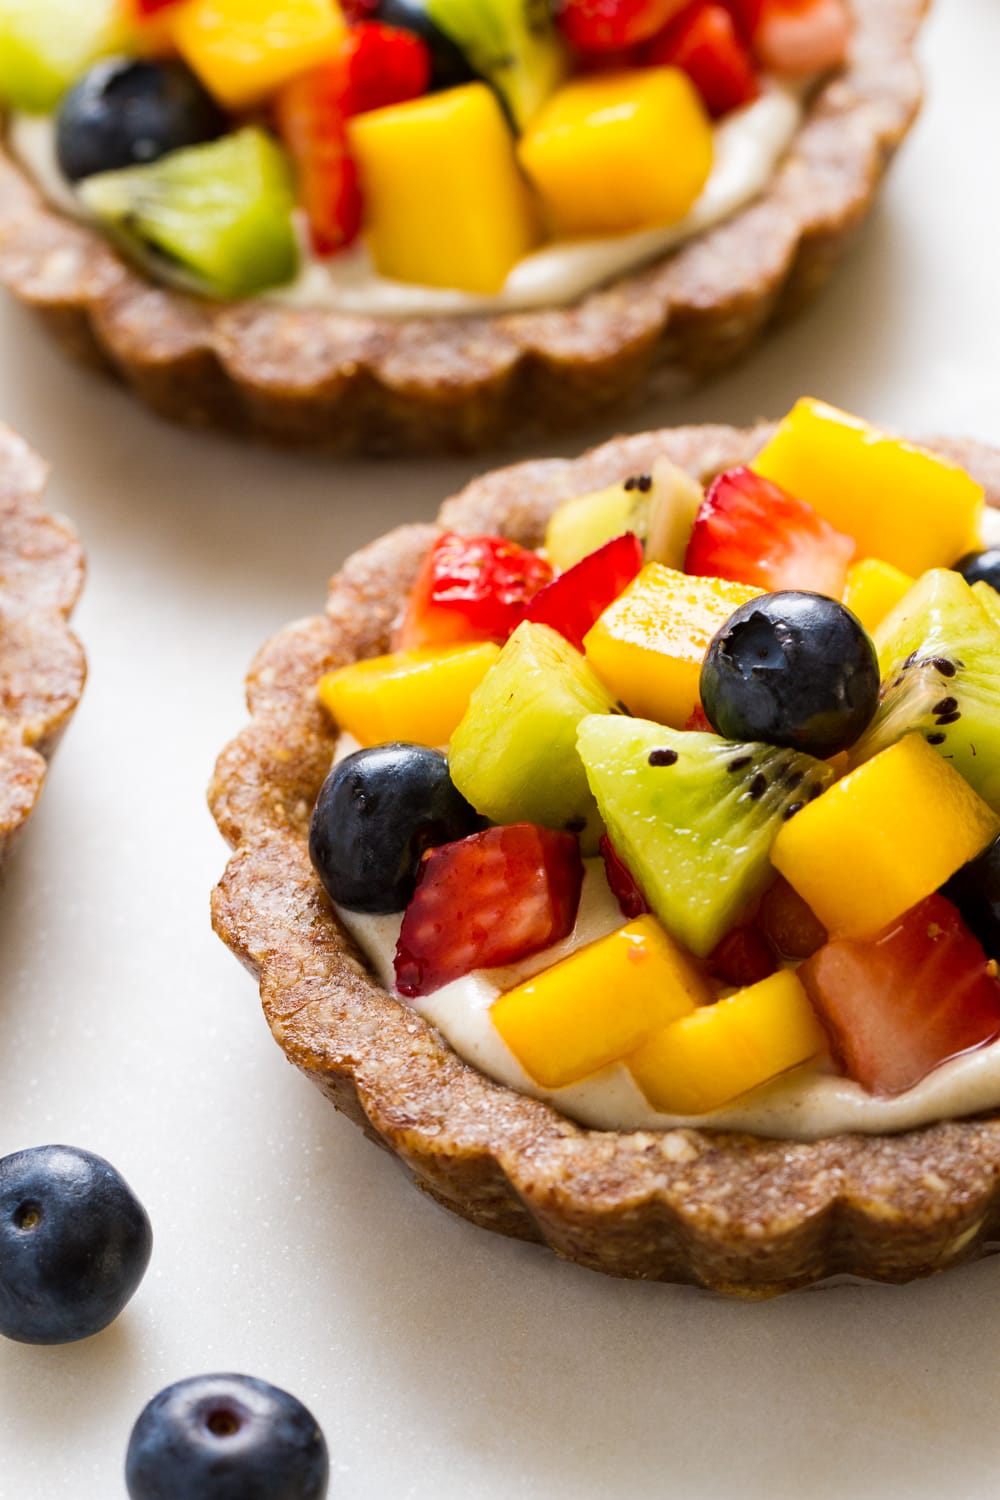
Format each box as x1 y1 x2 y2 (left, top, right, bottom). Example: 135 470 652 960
0 0 926 455
210 422 1000 1296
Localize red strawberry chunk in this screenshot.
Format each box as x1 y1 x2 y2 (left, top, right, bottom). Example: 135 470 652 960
758 876 827 960
752 0 852 76
394 824 584 998
683 704 715 733
397 533 554 651
799 894 1000 1097
720 0 766 40
132 0 183 13
707 924 776 987
644 3 759 118
274 69 362 257
524 532 643 652
599 834 651 920
684 465 855 597
340 23 431 117
556 0 691 52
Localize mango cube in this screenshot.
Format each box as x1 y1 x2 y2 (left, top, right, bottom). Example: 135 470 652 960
583 563 759 726
628 971 826 1115
752 399 985 576
169 0 345 109
349 84 540 295
491 917 708 1089
771 734 1000 940
317 643 499 749
518 67 713 237
842 557 915 635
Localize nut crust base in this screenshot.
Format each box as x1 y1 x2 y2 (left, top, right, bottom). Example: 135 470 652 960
0 426 85 869
211 421 1000 1296
0 0 926 455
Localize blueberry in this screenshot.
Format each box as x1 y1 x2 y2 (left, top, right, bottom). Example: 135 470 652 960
125 1374 329 1500
942 834 1000 958
700 592 881 759
0 1145 152 1344
55 57 226 183
309 743 482 914
953 548 1000 594
373 0 478 90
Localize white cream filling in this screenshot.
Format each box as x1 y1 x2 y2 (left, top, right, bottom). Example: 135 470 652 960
10 85 801 317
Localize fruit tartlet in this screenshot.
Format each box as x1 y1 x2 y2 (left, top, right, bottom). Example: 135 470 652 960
0 426 85 871
212 401 1000 1294
0 0 924 452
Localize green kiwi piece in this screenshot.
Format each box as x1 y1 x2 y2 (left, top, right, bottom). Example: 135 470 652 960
850 568 1000 809
425 0 567 131
0 0 126 112
544 458 703 573
448 622 618 853
79 127 299 300
577 715 833 957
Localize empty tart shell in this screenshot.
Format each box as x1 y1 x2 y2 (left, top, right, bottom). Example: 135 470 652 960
210 421 1000 1297
0 1 925 455
0 425 85 869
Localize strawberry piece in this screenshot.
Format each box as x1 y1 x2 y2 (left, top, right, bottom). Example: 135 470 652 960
684 465 855 598
131 0 183 13
274 70 362 258
523 532 644 652
644 3 759 118
397 533 554 651
707 924 776 987
720 0 765 40
758 876 826 960
341 0 381 21
339 23 431 117
799 894 1000 1097
600 834 651 919
753 0 852 76
394 824 584 997
556 0 691 52
683 704 715 733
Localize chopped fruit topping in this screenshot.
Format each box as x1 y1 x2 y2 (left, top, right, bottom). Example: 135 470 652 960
720 0 764 41
628 970 826 1114
685 465 855 598
274 68 362 256
397 532 553 652
424 0 568 131
599 834 650 919
800 895 1000 1097
555 0 690 52
0 0 128 112
524 532 644 652
752 400 985 576
349 83 540 294
167 0 346 110
578 715 832 956
841 556 914 635
683 704 714 732
133 0 185 12
518 67 713 237
394 823 584 997
339 21 431 115
955 548 1000 593
371 0 476 91
700 592 880 759
643 459 706 570
583 562 760 728
943 835 1000 961
317 641 500 748
707 923 776 987
309 744 481 914
644 2 758 118
758 875 826 960
491 915 707 1089
544 458 701 574
753 0 852 78
771 733 1000 941
448 621 617 853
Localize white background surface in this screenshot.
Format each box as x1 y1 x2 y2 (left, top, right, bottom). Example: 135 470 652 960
2 5 1000 1495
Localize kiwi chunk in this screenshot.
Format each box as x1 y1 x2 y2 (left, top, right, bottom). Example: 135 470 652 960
0 0 126 112
544 458 703 573
578 715 833 957
448 621 618 853
426 0 567 130
79 127 299 300
850 568 1000 809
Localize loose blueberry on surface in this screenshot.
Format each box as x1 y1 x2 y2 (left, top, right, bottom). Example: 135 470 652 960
953 548 1000 594
125 1374 329 1500
55 57 226 183
373 0 478 90
309 743 482 914
700 592 880 759
0 1145 152 1345
942 834 1000 959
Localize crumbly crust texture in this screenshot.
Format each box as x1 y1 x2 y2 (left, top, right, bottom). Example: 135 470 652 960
0 0 926 455
0 426 85 868
211 422 1000 1296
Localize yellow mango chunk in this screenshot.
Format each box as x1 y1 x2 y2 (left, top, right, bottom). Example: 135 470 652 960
318 642 500 749
349 84 540 295
628 971 826 1115
169 0 345 109
583 563 759 727
842 557 915 634
752 399 984 576
518 67 713 237
771 734 1000 940
491 917 708 1090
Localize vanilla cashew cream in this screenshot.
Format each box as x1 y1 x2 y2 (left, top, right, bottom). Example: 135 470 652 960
10 85 801 317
